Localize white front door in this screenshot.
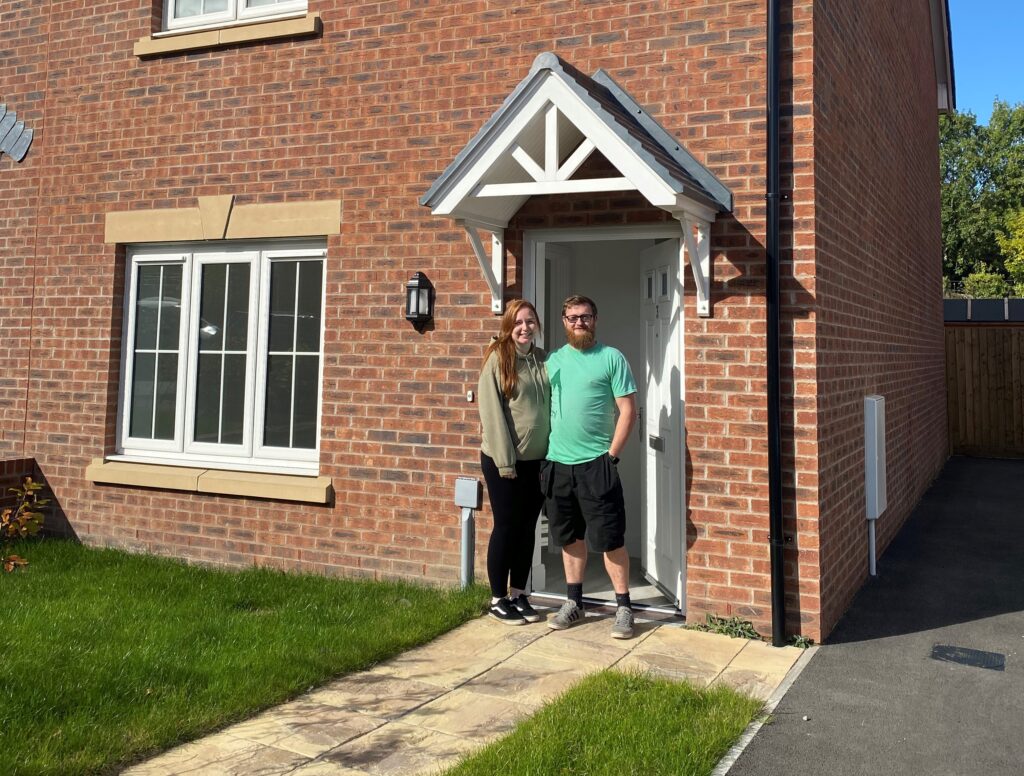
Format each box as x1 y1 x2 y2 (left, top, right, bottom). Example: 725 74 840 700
639 239 685 608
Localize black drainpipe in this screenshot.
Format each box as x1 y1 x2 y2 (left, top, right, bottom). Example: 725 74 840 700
766 0 786 647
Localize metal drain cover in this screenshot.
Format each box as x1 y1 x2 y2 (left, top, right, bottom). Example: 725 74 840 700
931 645 1005 671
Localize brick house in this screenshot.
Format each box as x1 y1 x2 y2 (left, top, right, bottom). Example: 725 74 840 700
0 0 954 642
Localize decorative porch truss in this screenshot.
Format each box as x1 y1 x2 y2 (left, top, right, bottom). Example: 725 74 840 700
421 52 733 316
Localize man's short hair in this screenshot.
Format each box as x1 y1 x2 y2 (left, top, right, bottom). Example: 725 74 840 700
561 294 597 317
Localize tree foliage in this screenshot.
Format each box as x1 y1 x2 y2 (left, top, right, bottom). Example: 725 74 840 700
997 208 1024 296
940 101 1024 289
962 271 1009 299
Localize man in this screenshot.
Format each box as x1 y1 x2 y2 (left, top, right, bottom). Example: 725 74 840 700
542 294 637 639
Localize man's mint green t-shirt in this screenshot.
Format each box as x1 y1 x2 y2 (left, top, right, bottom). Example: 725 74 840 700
547 342 637 465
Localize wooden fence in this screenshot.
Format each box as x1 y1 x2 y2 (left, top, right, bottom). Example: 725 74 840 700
945 324 1024 457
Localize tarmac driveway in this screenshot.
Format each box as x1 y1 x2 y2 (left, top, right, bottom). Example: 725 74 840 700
729 456 1024 776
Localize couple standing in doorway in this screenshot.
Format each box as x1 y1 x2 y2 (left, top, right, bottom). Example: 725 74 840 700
477 295 638 639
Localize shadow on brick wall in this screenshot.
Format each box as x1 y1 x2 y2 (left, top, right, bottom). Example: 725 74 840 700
1 458 78 542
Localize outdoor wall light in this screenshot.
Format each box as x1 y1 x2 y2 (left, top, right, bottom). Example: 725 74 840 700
405 272 435 332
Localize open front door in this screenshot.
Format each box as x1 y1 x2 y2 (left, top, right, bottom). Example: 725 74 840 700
639 239 685 609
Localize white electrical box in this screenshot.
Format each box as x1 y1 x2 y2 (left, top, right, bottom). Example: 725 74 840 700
864 395 887 520
454 477 481 509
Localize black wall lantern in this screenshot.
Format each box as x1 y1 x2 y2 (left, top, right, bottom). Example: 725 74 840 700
405 272 435 332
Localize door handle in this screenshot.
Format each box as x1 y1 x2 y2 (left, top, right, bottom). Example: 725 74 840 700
636 406 644 442
648 435 664 452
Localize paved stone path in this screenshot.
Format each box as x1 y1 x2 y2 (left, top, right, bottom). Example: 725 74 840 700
124 611 802 776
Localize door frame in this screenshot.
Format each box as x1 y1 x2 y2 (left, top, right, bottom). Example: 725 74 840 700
523 224 688 614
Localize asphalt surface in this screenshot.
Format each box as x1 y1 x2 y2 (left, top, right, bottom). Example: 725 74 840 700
730 456 1024 776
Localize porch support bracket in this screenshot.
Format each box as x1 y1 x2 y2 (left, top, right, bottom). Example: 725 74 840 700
461 221 505 314
677 214 712 318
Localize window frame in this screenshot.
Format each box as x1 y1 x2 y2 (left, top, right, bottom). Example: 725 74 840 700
183 248 261 460
121 250 192 454
117 239 327 475
163 0 308 33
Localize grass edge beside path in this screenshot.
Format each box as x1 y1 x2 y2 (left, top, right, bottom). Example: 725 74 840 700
0 539 488 776
442 670 764 776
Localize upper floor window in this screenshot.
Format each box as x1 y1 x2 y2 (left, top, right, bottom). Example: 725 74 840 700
165 0 307 32
119 240 325 474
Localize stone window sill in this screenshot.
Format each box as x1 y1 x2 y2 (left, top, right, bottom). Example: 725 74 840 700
86 459 332 504
134 13 321 58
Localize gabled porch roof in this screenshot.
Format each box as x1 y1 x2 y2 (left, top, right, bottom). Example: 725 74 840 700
420 52 732 228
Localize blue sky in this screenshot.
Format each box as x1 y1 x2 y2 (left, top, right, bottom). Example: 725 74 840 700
948 0 1024 124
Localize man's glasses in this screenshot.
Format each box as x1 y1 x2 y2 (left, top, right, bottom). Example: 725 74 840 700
563 314 595 324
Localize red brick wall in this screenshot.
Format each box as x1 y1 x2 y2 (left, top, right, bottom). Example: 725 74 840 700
0 0 47 462
0 0 946 641
0 459 36 513
811 0 948 635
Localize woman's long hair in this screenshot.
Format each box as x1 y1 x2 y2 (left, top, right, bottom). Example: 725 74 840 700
483 299 542 399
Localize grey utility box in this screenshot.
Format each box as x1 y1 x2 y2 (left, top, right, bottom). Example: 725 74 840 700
454 477 481 509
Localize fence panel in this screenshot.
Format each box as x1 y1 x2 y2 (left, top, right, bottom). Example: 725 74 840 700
945 324 1024 457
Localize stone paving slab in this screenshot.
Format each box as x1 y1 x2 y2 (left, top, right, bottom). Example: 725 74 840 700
126 615 804 776
223 699 385 758
712 637 803 701
315 721 477 775
616 627 748 685
366 619 544 689
400 686 533 740
307 675 447 719
123 731 307 776
465 654 590 706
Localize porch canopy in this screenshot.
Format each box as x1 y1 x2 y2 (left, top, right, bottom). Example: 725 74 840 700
420 52 733 316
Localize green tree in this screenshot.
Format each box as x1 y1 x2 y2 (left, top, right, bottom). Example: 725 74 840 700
962 271 1009 299
940 100 1024 286
997 208 1024 296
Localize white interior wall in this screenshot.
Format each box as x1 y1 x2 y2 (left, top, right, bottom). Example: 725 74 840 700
548 239 652 554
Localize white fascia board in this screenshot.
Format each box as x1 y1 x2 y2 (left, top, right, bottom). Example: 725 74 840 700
432 79 551 217
929 0 955 112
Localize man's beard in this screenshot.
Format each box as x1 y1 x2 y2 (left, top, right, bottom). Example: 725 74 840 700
567 329 595 350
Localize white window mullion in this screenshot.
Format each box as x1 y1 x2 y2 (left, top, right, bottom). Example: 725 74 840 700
289 268 300 448
151 267 165 439
241 258 260 455
217 265 232 445
175 258 192 450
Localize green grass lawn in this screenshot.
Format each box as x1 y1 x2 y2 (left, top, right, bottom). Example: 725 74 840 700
0 539 488 776
443 670 763 776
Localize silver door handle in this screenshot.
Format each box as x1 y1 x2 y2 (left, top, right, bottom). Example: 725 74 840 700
649 435 664 451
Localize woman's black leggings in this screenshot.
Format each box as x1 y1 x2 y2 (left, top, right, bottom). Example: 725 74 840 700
480 453 544 598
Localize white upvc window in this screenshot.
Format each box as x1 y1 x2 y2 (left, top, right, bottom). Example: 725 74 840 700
164 0 307 32
119 240 326 474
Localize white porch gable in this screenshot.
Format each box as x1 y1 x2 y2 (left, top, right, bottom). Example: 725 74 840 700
421 52 732 316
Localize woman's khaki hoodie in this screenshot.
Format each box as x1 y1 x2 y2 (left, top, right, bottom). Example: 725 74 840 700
478 344 550 476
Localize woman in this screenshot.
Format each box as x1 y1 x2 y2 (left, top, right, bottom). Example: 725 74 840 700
478 299 550 625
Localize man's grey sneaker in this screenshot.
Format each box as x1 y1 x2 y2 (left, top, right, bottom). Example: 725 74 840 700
611 605 634 639
489 598 526 625
548 599 584 630
512 594 542 623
